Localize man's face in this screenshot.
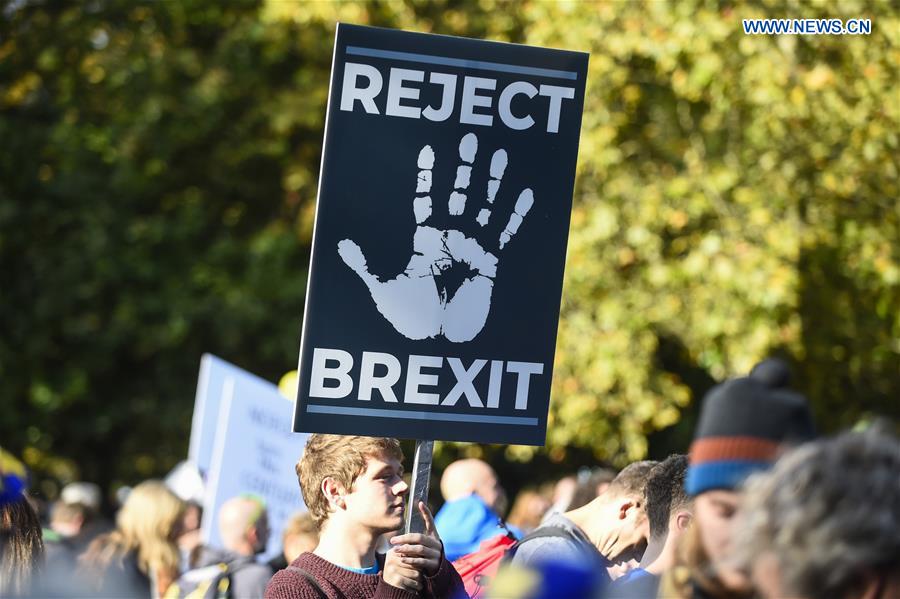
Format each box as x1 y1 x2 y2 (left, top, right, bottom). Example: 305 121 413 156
694 490 740 566
606 547 641 581
252 511 270 554
344 453 408 533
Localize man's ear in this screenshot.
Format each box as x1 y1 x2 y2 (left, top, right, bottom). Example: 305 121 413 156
674 511 693 532
246 524 259 546
618 499 636 520
321 477 347 510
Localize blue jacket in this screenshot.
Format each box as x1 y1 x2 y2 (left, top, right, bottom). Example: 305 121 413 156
435 494 508 561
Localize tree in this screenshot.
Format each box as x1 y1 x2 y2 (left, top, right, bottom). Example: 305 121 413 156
2 0 896 499
0 1 327 492
522 0 899 462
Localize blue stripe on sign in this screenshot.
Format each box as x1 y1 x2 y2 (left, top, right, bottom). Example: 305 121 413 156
306 404 539 426
345 46 579 81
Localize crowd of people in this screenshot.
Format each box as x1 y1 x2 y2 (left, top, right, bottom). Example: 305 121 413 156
2 358 898 598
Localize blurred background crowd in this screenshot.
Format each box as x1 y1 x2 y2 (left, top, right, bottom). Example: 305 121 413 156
2 359 899 597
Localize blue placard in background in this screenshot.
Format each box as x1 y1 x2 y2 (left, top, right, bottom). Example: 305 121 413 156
197 362 309 562
295 24 588 445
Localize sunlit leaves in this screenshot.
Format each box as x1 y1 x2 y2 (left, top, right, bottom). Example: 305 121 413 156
522 0 899 463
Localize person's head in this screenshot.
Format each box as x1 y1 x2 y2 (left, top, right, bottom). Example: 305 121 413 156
1 496 43 596
505 490 551 532
551 475 577 511
646 454 691 545
181 501 201 532
173 501 203 569
218 495 269 556
636 455 693 578
686 358 815 571
574 460 656 562
50 500 91 538
82 480 185 578
440 458 507 515
60 482 102 514
737 427 900 599
568 467 617 511
297 434 406 535
281 511 318 564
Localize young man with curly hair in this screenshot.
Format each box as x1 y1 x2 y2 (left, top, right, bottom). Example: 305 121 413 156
265 434 465 599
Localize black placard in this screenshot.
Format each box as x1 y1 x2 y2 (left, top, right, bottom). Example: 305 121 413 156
294 24 588 445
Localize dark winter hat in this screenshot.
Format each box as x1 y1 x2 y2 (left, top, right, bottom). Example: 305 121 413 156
685 359 816 496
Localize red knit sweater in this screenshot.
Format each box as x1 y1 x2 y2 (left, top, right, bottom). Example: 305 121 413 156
264 552 467 599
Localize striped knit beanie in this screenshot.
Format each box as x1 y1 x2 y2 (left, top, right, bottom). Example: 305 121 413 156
685 359 816 497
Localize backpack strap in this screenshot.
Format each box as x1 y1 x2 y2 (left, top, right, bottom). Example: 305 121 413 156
503 525 570 563
286 566 327 599
518 526 570 543
206 559 258 599
205 563 232 599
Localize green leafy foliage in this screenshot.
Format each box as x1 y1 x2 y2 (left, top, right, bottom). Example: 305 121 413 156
526 0 899 463
0 1 327 492
1 0 896 496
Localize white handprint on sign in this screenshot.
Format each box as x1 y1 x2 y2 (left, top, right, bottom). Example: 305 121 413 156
337 132 534 343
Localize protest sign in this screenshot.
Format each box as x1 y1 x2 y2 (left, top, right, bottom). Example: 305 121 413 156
295 24 588 446
196 360 308 562
188 353 274 476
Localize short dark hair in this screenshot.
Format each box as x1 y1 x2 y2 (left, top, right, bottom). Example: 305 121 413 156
645 454 689 540
606 460 657 500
